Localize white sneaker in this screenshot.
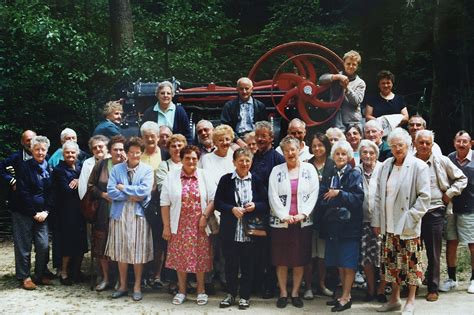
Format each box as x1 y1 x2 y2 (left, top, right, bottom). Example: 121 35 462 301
355 271 365 284
468 280 474 294
303 289 314 300
439 279 458 292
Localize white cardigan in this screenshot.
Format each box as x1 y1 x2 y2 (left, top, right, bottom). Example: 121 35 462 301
268 162 319 228
160 168 213 234
372 154 431 239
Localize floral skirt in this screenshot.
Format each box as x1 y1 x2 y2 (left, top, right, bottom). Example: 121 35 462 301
381 233 423 286
360 222 382 268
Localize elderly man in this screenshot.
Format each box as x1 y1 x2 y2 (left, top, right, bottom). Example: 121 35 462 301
408 115 442 155
276 118 313 161
414 130 467 301
93 100 123 138
440 131 474 294
47 128 88 168
157 125 172 160
249 121 284 299
196 119 215 155
364 120 392 162
220 77 267 147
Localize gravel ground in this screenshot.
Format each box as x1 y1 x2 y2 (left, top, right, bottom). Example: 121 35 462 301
0 240 473 314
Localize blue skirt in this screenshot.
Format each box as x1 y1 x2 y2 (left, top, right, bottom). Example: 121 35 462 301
324 237 360 270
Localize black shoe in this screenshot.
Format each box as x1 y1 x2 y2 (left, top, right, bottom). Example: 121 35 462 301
168 283 178 295
205 283 215 296
291 296 304 308
44 269 56 279
377 293 387 303
219 294 235 308
331 300 352 312
364 293 376 302
262 288 275 299
276 297 288 308
149 278 164 290
60 276 73 286
327 299 338 306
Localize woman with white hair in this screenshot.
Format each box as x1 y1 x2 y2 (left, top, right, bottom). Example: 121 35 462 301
318 140 364 312
51 141 88 285
269 136 319 309
16 136 53 289
356 140 385 302
48 128 89 168
143 81 192 143
372 128 430 314
325 127 346 146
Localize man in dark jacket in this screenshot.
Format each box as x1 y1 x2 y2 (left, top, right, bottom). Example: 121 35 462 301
0 130 36 212
220 77 267 147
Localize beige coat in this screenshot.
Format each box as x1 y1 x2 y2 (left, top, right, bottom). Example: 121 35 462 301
372 154 430 239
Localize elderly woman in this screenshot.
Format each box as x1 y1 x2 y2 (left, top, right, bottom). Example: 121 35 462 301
318 140 363 312
143 81 192 143
372 128 430 314
139 121 165 289
161 145 214 306
88 135 126 291
78 135 109 200
199 124 235 190
15 136 52 289
243 131 258 154
304 133 335 298
345 124 362 165
365 70 409 125
268 136 319 309
52 141 88 285
214 148 269 309
198 124 236 290
355 140 385 302
105 137 154 301
155 134 187 191
318 50 366 131
93 100 123 138
326 127 346 146
48 128 89 168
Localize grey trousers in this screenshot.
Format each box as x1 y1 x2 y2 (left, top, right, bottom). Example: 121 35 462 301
11 211 49 280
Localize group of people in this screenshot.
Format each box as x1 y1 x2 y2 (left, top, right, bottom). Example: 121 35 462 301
1 50 473 314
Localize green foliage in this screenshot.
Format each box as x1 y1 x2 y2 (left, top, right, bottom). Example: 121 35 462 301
1 0 472 159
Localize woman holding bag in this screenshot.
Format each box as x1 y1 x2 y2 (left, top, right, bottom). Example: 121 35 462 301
214 148 269 309
161 145 214 306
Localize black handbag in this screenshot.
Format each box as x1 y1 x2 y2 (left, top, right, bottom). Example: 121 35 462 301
323 206 351 223
143 189 161 228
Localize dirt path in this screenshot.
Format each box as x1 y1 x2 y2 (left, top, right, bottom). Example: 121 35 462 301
0 240 472 314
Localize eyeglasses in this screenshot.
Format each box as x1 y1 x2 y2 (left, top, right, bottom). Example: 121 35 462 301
390 143 406 149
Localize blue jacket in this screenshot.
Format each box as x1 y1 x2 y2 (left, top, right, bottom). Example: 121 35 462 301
93 119 121 138
143 104 192 144
107 161 153 220
17 158 53 217
214 172 269 242
317 164 364 239
220 97 267 139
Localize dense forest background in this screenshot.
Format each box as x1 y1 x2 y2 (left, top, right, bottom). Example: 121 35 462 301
1 0 473 157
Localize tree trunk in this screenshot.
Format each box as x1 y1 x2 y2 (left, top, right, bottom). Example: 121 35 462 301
109 0 134 60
